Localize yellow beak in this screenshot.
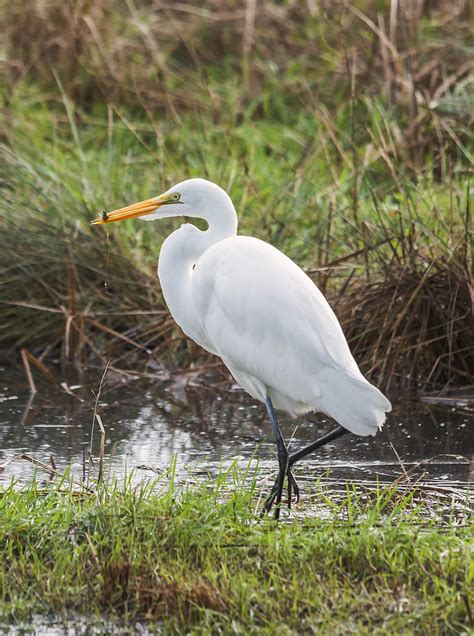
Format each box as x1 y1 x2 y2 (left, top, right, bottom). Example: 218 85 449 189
90 196 162 225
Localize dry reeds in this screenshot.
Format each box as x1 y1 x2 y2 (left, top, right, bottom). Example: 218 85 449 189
2 1 472 169
336 254 474 391
0 216 194 377
2 208 472 390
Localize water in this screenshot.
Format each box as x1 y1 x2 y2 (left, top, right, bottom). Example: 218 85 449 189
1 369 473 488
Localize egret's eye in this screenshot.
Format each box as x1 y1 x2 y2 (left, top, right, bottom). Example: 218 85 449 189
170 193 181 201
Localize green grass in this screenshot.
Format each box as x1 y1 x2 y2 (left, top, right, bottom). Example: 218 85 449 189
2 84 469 264
1 467 472 633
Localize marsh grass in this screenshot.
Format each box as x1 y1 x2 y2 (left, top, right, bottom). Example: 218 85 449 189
1 0 473 389
1 101 471 389
0 465 472 632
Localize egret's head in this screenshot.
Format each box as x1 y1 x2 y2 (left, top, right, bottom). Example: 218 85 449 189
90 178 232 225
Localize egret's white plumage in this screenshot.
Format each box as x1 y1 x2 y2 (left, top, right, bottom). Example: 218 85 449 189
190 235 391 435
92 177 391 513
152 178 391 436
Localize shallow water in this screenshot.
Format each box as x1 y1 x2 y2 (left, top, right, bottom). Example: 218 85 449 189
0 366 472 488
1 616 149 636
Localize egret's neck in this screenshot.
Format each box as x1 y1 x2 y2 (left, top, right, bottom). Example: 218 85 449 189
157 206 238 352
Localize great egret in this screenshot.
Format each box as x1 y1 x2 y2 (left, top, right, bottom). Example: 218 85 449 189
92 178 391 518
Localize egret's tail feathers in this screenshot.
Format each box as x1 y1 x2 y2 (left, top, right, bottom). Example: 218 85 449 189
319 370 391 437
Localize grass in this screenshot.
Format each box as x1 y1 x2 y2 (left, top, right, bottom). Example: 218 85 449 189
0 466 472 633
0 0 473 388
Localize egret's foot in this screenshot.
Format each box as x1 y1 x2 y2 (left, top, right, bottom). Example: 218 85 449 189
287 469 300 508
262 466 300 518
262 472 283 518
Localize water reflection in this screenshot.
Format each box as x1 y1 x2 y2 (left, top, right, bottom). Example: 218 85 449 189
0 370 473 486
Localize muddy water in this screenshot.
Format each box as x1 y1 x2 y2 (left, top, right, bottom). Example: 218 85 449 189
0 368 472 488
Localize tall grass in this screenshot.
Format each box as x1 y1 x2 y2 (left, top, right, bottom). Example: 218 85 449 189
0 0 472 389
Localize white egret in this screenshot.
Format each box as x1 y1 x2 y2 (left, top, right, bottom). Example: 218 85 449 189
91 178 391 518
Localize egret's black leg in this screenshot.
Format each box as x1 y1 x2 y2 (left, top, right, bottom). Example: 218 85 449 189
263 425 347 516
261 401 348 518
288 426 348 466
262 397 301 517
263 396 288 520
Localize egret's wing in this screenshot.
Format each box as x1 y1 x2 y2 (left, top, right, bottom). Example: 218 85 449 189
192 235 355 376
192 236 390 435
